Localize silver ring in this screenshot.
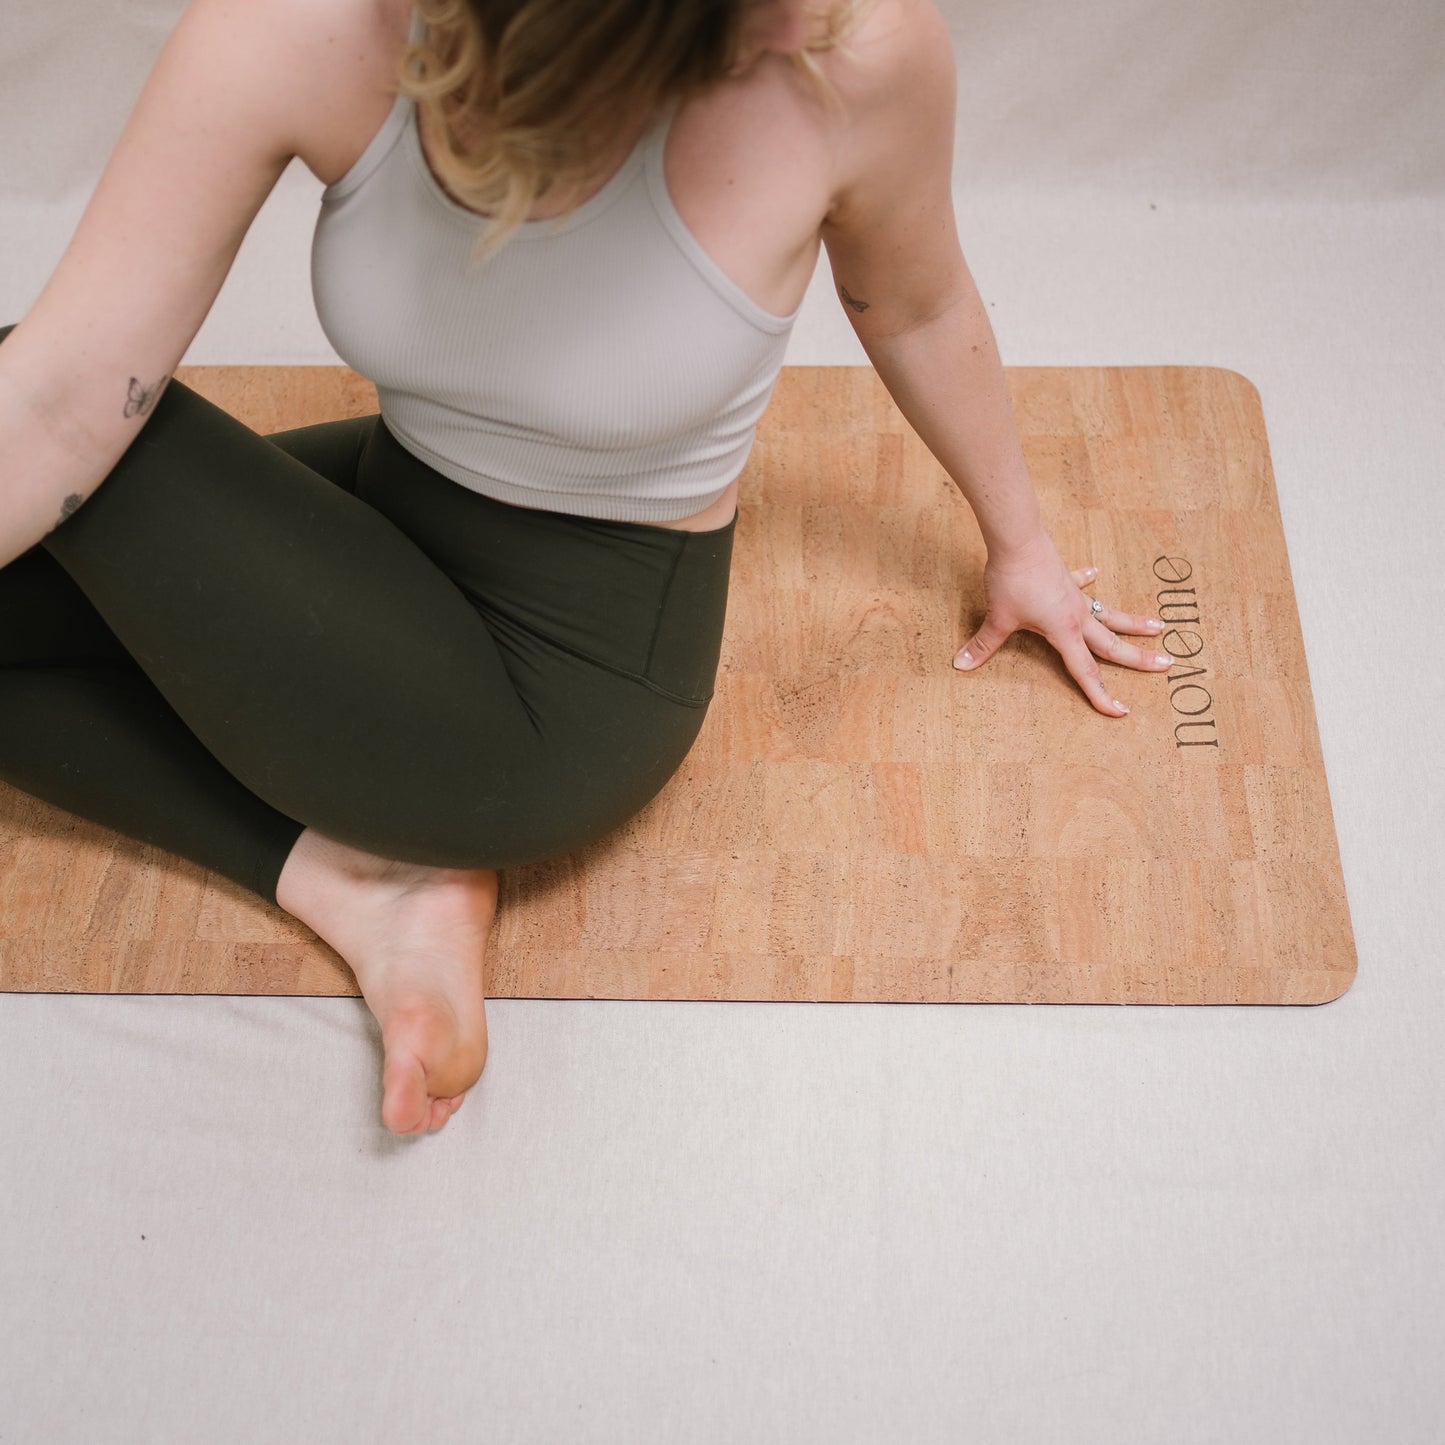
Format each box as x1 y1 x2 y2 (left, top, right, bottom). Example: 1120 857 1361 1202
1090 597 1103 617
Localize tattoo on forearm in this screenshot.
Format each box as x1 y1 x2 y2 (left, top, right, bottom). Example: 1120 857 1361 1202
122 373 168 419
840 284 870 313
56 493 84 528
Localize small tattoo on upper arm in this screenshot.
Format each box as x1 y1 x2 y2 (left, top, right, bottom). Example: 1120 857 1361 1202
839 284 870 313
56 493 84 528
122 374 168 419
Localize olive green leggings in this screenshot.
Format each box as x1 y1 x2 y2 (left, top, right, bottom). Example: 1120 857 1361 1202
0 323 735 907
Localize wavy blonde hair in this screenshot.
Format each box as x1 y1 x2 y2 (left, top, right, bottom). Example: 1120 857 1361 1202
394 0 881 268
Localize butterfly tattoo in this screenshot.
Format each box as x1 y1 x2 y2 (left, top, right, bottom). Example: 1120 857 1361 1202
122 374 167 419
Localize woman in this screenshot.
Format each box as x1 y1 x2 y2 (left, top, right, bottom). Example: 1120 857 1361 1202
0 0 1172 1136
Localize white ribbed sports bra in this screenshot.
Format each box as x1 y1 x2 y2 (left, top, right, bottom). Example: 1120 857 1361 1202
310 9 801 524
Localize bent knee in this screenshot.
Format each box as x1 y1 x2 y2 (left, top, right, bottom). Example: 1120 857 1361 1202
290 692 707 869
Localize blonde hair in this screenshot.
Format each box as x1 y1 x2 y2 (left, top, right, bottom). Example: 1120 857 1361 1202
394 0 882 268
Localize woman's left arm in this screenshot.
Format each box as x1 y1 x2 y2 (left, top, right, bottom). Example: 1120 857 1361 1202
821 0 1173 716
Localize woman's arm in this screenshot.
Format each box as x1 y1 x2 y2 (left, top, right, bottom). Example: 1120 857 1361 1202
820 0 1043 557
848 264 1043 558
0 342 130 559
0 0 318 570
819 0 1171 715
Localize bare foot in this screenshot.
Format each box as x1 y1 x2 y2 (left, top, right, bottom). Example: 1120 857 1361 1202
276 827 498 1135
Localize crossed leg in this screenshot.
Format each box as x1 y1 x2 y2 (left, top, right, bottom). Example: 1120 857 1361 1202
0 334 551 1133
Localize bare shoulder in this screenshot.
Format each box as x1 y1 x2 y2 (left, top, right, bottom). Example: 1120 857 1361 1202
820 0 956 228
155 0 399 170
823 0 942 98
285 0 412 186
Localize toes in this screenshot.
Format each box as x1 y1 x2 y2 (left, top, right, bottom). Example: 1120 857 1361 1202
379 1014 479 1134
381 1067 465 1135
381 1050 430 1135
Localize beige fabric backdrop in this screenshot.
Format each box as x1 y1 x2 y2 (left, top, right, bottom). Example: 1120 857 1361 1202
2 0 1440 204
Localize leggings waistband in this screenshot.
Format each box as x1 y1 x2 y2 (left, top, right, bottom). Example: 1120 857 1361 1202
358 417 737 706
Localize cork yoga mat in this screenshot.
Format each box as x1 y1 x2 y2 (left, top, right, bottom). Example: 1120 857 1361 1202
0 364 1356 1005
